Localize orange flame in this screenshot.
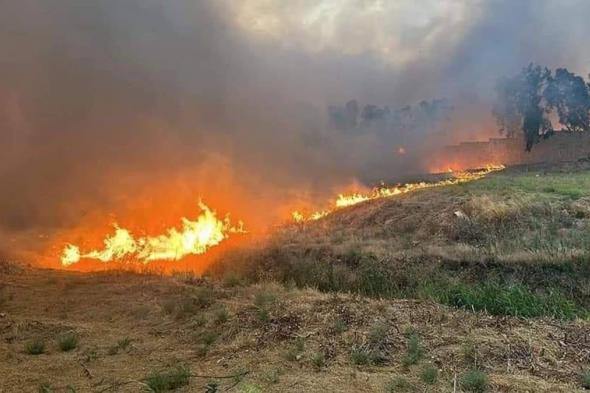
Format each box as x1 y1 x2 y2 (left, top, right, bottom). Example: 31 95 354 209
60 201 244 266
293 165 504 222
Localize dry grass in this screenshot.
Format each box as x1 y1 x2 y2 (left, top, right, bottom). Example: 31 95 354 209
2 266 588 391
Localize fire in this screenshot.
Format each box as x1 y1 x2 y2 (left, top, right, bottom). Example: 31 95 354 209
293 165 504 222
60 201 244 266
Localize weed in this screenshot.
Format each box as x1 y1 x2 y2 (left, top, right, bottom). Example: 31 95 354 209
401 333 423 367
460 370 488 393
58 333 78 352
25 339 45 355
254 291 276 308
38 384 53 393
284 338 305 361
420 365 438 385
196 330 218 346
333 318 348 334
385 376 415 392
108 337 131 355
311 352 325 371
581 370 590 389
462 340 478 367
144 365 190 393
213 307 229 324
350 346 371 365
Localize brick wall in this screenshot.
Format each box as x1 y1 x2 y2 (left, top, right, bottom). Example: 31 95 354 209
429 132 590 171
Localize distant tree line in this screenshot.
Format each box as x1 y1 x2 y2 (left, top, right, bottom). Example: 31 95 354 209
493 64 590 151
328 98 453 139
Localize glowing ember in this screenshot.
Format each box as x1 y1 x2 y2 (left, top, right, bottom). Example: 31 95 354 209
293 165 505 222
60 201 244 266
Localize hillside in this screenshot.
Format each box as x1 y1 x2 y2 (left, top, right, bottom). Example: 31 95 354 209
2 163 590 392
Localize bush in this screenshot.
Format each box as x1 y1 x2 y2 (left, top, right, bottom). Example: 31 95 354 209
401 333 423 367
25 339 45 355
144 366 190 393
311 352 325 371
420 365 438 385
460 370 488 393
581 370 590 389
58 333 78 352
213 307 229 324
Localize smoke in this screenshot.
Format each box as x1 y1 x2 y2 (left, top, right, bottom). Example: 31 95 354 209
1 0 590 262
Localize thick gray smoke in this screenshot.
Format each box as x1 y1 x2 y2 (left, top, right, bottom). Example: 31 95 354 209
1 0 590 260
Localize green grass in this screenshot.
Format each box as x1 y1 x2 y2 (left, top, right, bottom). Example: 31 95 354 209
401 333 423 367
311 352 325 370
581 369 590 389
420 365 438 385
428 282 585 319
58 333 78 352
144 366 190 392
25 339 45 355
385 376 415 392
460 370 488 392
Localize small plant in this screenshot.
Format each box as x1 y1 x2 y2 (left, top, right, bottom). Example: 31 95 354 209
144 365 191 393
460 370 488 393
283 338 305 361
222 273 243 288
581 369 590 389
350 346 370 365
333 318 348 334
38 383 53 393
254 291 276 308
311 352 325 371
368 322 388 346
420 365 438 385
213 307 229 324
385 376 415 392
401 333 423 367
25 339 45 355
462 340 478 367
108 337 131 355
196 330 218 346
58 333 78 352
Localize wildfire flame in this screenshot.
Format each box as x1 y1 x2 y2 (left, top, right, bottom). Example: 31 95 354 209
293 165 505 222
60 201 244 266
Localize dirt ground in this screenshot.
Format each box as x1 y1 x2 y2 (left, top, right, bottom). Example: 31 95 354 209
0 263 588 392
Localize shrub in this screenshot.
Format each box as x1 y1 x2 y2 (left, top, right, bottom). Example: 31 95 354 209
460 370 488 393
420 365 438 385
213 307 229 324
25 339 45 355
401 333 423 367
144 366 190 393
311 352 325 371
581 370 590 389
350 347 371 365
58 333 78 352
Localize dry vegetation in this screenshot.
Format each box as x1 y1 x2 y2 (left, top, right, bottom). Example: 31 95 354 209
1 265 589 392
2 162 590 392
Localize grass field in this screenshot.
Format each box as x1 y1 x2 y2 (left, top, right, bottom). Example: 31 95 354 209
2 162 590 392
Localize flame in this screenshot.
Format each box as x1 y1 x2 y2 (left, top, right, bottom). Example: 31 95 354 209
60 201 244 266
293 165 504 222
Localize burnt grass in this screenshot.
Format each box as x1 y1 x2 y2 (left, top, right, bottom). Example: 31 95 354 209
209 163 590 320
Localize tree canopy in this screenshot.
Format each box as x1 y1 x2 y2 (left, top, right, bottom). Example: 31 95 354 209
493 64 590 151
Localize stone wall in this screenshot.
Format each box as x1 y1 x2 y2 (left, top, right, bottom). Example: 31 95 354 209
429 132 590 171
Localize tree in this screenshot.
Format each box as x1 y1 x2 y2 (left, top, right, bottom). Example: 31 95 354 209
493 64 553 151
544 68 590 132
